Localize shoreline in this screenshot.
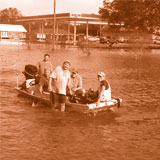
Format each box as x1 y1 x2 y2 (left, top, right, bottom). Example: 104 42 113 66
0 40 160 50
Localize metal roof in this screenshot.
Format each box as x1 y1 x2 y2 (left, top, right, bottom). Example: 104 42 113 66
0 24 27 32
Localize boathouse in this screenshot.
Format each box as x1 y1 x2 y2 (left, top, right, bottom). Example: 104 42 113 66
0 24 27 40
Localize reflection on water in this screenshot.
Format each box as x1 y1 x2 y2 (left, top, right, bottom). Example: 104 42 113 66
0 45 160 160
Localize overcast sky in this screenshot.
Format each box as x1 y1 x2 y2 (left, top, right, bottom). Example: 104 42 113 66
0 0 104 16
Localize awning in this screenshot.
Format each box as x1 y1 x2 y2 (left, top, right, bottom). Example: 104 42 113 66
0 24 27 32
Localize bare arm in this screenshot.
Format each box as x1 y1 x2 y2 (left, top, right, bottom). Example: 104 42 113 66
39 85 43 94
97 86 105 102
48 77 52 92
75 76 82 91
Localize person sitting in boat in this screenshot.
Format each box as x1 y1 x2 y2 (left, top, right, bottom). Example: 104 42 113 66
68 68 83 96
38 54 53 76
39 68 51 94
97 72 111 102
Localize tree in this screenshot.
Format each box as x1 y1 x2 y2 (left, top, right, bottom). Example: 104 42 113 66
99 0 160 32
0 7 22 24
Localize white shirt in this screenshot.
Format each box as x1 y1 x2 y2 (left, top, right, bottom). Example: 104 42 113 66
50 66 70 95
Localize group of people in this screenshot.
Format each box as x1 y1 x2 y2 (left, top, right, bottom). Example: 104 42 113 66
36 53 111 112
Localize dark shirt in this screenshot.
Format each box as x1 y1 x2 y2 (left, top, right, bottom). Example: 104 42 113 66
100 80 109 90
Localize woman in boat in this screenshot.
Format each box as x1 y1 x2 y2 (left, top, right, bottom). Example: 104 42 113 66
97 72 111 102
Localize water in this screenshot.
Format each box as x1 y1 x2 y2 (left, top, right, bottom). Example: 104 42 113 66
0 45 160 160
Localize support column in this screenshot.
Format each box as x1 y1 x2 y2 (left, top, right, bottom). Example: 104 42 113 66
73 21 76 45
52 0 56 50
41 21 44 40
56 22 59 43
86 20 89 40
28 23 31 49
100 25 102 37
67 21 70 44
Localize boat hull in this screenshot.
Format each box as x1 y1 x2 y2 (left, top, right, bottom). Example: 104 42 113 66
15 87 122 114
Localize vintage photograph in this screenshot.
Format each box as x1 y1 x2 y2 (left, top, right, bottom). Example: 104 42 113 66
0 0 160 160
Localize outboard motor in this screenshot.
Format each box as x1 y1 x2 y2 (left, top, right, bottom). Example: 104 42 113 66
23 64 39 84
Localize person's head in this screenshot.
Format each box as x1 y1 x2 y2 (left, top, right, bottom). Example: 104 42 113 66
63 60 71 70
44 54 50 62
97 72 105 81
71 68 78 78
44 68 51 77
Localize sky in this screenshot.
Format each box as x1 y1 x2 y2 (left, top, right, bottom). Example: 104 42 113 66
0 0 104 16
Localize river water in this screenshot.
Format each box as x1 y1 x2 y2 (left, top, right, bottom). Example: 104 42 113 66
0 44 160 160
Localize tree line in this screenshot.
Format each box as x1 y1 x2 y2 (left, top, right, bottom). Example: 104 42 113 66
0 8 22 24
99 0 160 32
1 1 160 33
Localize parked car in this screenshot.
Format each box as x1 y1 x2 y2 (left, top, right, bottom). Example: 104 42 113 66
100 36 111 44
88 36 100 42
118 37 128 43
152 35 160 44
100 36 119 44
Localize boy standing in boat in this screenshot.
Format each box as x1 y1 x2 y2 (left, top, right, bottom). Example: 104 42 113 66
48 60 71 112
38 54 53 75
97 72 111 102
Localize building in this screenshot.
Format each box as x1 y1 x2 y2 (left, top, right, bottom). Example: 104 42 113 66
0 24 27 40
16 13 110 45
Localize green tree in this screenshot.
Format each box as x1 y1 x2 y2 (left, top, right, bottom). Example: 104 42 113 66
99 0 160 32
0 7 22 24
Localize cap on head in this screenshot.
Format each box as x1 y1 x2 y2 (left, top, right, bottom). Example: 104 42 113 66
71 68 78 74
98 72 105 77
63 60 71 65
44 54 50 58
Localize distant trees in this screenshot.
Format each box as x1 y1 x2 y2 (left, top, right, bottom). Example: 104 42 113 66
99 0 160 32
0 7 22 24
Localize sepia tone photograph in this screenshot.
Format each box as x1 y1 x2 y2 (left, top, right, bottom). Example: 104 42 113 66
0 0 160 160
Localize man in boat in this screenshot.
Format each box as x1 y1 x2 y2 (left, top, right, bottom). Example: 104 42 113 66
97 72 111 103
38 54 53 76
68 68 83 96
39 68 51 94
48 60 71 112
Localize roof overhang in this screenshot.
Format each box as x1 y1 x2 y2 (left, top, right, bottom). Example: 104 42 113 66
0 24 27 32
16 13 108 23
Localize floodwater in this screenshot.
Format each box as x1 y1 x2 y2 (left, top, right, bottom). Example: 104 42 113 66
0 44 160 160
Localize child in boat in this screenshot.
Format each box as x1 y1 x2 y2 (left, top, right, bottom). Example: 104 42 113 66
97 72 111 102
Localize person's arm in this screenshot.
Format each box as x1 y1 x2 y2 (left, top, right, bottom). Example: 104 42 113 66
75 76 82 91
39 77 44 94
50 62 53 72
37 62 41 75
39 85 43 94
48 77 52 92
48 68 57 92
97 85 105 102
